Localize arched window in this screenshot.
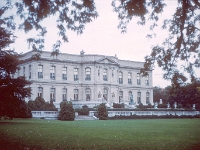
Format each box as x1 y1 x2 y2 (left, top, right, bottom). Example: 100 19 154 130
129 91 133 103
63 88 67 101
85 88 91 101
85 67 91 81
119 91 123 103
128 72 132 84
103 69 107 81
119 71 123 84
74 89 79 100
146 92 150 104
137 92 141 104
50 88 56 102
103 88 108 101
38 87 43 98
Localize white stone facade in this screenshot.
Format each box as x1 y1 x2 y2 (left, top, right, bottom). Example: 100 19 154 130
17 50 153 108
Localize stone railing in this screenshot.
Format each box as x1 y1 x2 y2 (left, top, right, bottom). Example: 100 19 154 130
32 111 59 119
89 110 200 117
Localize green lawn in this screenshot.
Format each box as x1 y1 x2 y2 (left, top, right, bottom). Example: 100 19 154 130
0 119 200 150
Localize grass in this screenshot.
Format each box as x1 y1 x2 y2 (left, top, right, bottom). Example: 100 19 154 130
0 119 200 150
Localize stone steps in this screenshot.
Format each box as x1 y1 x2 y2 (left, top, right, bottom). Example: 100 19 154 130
75 115 98 121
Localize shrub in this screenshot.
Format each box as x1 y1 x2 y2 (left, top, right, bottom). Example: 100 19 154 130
138 103 144 109
28 97 57 111
77 105 89 115
113 103 124 108
177 104 183 109
157 103 167 108
185 103 192 110
58 102 75 121
147 103 153 108
97 103 108 120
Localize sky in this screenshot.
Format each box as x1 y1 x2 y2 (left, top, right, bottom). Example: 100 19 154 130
5 0 181 88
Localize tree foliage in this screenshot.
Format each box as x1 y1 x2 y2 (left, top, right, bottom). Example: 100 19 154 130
58 101 75 121
168 81 200 109
0 50 32 118
153 86 170 104
97 103 108 120
153 81 200 110
28 97 57 111
0 0 98 55
112 0 200 84
1 0 199 85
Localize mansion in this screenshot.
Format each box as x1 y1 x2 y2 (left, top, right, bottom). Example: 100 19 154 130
17 50 153 108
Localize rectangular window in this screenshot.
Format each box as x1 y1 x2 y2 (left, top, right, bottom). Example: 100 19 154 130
29 65 31 79
128 72 132 84
38 65 43 79
74 89 78 100
74 68 78 81
50 66 55 80
50 88 55 102
137 73 141 85
137 92 141 104
62 67 67 80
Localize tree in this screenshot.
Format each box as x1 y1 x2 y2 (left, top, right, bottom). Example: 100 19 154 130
58 102 75 121
153 86 170 104
112 0 200 85
0 50 32 118
13 99 32 118
0 0 98 56
1 0 199 85
97 103 108 120
168 81 200 108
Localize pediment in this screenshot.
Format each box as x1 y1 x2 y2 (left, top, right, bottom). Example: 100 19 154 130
96 57 118 65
